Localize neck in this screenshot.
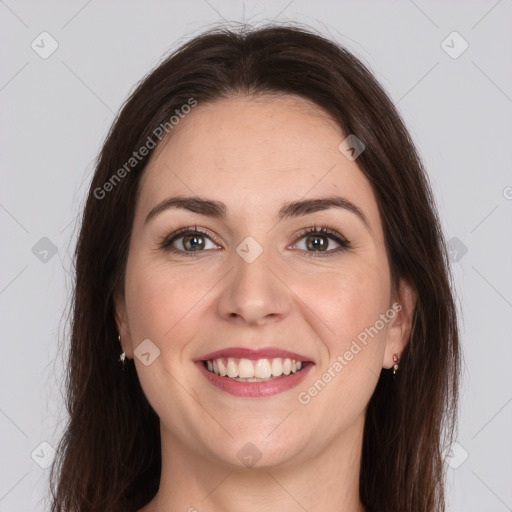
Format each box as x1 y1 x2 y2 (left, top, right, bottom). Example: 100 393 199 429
141 414 367 512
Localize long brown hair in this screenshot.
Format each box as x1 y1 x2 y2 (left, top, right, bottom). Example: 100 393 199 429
48 22 461 512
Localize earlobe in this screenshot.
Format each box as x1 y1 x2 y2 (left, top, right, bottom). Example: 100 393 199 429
384 279 417 369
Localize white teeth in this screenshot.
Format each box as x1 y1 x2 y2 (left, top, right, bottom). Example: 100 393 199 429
226 358 238 378
271 358 283 376
218 358 227 376
238 358 255 378
254 359 272 378
204 356 306 380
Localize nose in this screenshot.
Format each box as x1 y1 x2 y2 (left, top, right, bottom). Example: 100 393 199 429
216 245 290 326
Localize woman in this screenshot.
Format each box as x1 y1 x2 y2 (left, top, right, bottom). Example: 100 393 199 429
49 23 461 512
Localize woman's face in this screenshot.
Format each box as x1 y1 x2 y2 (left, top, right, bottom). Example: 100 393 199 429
116 94 414 468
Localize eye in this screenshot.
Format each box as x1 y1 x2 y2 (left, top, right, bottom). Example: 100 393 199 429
158 225 220 256
158 223 351 258
292 224 351 258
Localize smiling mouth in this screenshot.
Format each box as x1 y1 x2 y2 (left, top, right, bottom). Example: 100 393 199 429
202 357 310 382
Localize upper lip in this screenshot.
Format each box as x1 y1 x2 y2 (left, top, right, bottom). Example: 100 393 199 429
197 347 313 363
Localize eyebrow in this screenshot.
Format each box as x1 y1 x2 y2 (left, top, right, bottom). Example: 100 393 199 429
144 194 371 233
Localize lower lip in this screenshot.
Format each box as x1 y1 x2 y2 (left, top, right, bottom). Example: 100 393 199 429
196 361 313 398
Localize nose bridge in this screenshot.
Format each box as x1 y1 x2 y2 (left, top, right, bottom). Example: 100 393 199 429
217 235 287 324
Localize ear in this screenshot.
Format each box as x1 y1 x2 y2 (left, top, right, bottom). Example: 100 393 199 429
114 289 134 359
383 278 417 369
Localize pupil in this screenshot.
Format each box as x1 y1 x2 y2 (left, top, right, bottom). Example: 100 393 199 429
184 234 204 250
307 235 326 251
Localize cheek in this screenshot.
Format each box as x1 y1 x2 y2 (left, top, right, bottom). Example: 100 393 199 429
123 252 218 347
291 261 391 436
294 257 390 353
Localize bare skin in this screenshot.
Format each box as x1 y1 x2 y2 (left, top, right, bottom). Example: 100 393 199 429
115 94 416 512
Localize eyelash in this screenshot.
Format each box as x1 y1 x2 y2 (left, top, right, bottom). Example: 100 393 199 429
158 223 352 259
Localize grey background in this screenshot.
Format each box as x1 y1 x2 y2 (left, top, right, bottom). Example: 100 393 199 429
1 1 511 510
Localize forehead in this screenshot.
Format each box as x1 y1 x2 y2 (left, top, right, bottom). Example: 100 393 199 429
137 94 381 235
